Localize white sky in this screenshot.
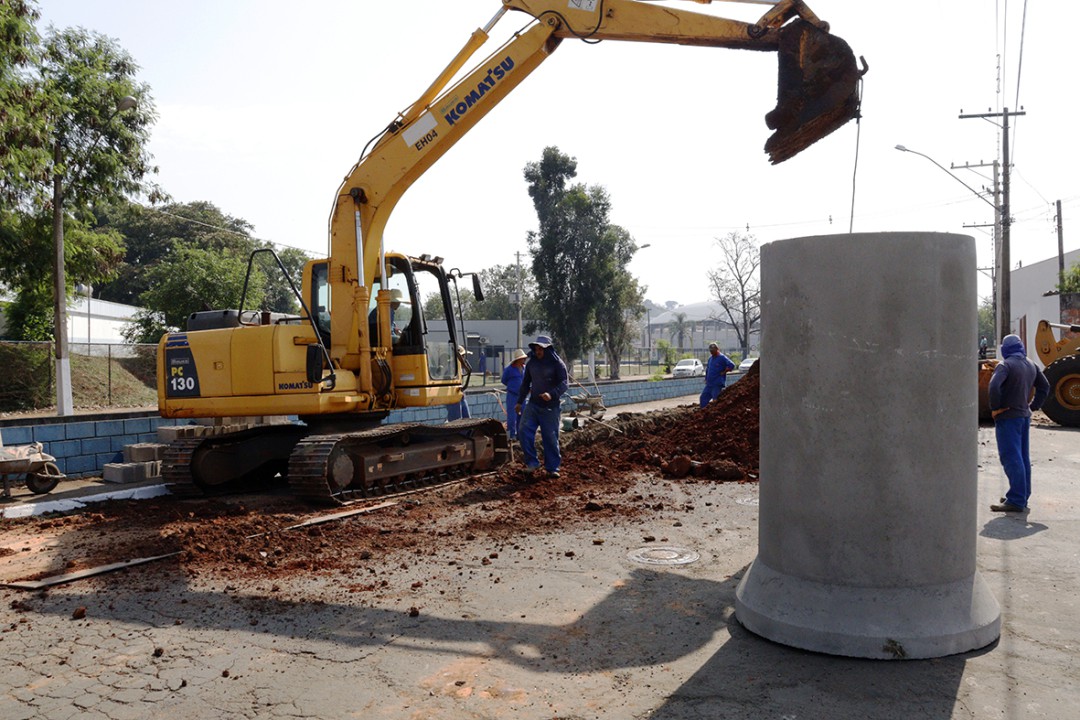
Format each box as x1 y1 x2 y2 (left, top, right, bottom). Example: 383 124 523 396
35 0 1080 306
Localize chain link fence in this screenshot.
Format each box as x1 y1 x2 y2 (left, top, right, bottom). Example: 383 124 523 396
0 341 158 414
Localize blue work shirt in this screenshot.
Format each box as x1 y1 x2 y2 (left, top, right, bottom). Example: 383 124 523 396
501 363 525 397
705 351 736 386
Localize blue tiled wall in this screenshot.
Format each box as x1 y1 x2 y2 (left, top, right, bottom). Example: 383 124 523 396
0 374 743 478
1 415 185 477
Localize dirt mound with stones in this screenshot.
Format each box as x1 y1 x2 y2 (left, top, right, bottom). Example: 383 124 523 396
0 365 759 587
560 359 759 481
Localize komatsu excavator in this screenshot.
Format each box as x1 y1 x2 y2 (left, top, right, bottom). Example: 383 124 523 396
157 0 865 504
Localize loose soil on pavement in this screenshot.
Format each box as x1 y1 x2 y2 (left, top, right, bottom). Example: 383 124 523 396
0 365 760 591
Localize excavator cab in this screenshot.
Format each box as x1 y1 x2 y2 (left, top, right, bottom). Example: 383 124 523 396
305 253 470 405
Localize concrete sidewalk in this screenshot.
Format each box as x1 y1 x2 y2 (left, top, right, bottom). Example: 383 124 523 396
1 411 1077 719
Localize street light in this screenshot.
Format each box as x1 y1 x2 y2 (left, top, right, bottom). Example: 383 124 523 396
53 95 137 415
895 143 1006 340
894 145 994 209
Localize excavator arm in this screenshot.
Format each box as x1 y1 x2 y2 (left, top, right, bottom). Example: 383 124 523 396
329 0 863 371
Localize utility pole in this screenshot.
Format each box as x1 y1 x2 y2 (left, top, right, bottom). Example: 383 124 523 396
515 251 523 350
960 107 1025 340
1056 199 1066 319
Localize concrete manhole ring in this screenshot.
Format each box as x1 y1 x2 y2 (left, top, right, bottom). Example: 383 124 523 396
627 546 700 566
736 496 759 506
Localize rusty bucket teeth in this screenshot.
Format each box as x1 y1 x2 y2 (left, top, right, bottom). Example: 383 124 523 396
765 18 865 164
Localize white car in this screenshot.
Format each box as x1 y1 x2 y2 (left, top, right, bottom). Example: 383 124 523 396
672 358 704 377
738 357 758 372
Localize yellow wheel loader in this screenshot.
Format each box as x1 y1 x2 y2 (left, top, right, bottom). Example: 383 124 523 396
157 0 865 504
1034 320 1080 426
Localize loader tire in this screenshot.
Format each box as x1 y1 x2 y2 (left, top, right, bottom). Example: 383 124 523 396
1041 355 1080 427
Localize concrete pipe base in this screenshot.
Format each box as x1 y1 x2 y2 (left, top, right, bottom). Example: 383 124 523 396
734 232 1000 659
736 559 1001 659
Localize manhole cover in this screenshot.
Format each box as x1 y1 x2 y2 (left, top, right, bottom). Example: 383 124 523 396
627 546 700 566
736 496 759 506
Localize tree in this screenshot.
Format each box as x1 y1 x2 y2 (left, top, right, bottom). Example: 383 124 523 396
524 146 640 369
594 225 646 379
667 311 691 351
96 200 306 323
977 296 995 347
707 231 761 357
1059 262 1080 294
0 0 49 207
123 246 265 343
0 24 158 339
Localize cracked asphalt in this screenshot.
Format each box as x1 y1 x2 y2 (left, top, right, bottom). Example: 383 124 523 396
2 413 1078 719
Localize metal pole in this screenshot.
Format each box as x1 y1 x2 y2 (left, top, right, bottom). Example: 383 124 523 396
1057 199 1066 320
52 140 74 416
993 160 1001 342
515 250 523 349
1000 108 1012 340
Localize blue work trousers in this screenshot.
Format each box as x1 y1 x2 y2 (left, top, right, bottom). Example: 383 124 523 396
506 392 520 439
699 382 726 408
519 402 561 472
995 416 1032 508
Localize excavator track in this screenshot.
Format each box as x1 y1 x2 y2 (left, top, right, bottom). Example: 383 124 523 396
161 424 310 497
162 437 207 498
162 419 509 504
288 418 510 505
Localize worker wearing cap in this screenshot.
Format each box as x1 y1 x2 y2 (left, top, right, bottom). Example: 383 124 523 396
516 335 568 479
988 334 1049 512
501 348 528 440
700 342 736 408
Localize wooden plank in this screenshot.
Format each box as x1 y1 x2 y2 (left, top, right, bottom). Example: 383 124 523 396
2 552 181 590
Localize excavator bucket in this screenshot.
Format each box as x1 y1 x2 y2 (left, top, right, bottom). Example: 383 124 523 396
764 19 864 164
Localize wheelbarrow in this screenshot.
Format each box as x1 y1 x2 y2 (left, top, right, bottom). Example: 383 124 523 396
567 391 606 418
0 440 65 498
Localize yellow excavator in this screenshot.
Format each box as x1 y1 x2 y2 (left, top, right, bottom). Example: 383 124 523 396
157 0 865 503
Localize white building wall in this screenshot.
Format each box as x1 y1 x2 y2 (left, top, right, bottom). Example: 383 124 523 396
1010 248 1080 367
66 296 141 345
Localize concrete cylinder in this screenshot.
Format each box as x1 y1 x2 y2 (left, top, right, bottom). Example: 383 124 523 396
734 232 1000 659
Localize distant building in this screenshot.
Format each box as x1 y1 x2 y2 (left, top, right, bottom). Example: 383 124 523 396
647 300 759 355
1011 247 1080 366
1 292 141 345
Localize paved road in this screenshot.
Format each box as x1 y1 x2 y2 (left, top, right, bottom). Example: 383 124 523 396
1 411 1077 719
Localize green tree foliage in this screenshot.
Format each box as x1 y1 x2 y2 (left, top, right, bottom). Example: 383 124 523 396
1059 262 1080 294
0 0 49 206
123 246 265 343
425 264 540 322
96 201 255 306
97 201 307 330
0 21 158 339
523 146 640 369
977 295 995 347
594 225 645 379
707 231 761 357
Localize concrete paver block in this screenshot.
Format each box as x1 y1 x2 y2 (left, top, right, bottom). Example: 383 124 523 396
123 443 168 463
103 461 161 483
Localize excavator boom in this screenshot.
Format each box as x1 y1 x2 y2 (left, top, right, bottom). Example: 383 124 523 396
158 0 865 502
